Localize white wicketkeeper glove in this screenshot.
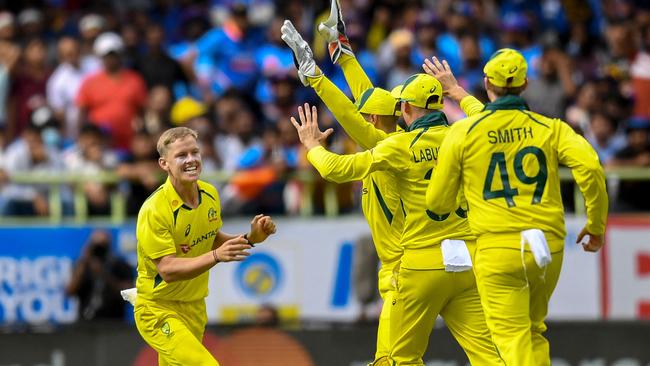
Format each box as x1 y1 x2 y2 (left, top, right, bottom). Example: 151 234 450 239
280 20 321 86
317 0 355 63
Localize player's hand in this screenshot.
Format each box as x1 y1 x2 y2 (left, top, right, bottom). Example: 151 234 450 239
215 235 252 262
280 20 321 86
248 214 277 244
576 227 604 253
422 57 462 96
317 0 354 63
290 103 334 150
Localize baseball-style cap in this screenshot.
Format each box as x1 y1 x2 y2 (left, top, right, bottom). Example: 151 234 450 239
93 32 124 56
79 14 105 33
391 73 443 110
355 87 401 116
483 48 528 88
171 97 207 125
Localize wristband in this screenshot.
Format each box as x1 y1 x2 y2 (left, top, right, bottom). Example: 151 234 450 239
244 233 255 247
212 249 220 264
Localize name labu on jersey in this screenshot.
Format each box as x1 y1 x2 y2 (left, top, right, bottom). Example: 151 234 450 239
412 147 439 163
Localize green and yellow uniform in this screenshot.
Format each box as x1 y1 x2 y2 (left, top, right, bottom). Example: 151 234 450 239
307 73 501 366
307 54 402 361
135 178 222 366
426 49 608 366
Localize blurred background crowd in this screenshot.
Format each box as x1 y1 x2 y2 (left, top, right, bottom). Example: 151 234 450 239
0 0 649 219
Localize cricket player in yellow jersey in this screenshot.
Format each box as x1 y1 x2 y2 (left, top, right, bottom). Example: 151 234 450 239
289 74 501 365
426 49 608 366
133 127 276 366
281 16 402 362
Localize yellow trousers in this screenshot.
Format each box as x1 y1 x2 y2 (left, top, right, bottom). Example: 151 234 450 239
389 243 502 366
134 298 219 366
474 233 564 366
375 260 398 362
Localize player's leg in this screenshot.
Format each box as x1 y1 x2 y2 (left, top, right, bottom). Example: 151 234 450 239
135 301 219 366
529 248 564 366
374 262 397 362
389 267 448 366
474 244 535 366
440 270 503 365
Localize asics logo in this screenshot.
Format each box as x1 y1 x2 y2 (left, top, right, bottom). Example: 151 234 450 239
509 66 518 73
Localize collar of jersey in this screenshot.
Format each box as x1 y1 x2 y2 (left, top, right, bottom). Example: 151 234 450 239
406 111 448 132
163 177 202 211
483 95 530 111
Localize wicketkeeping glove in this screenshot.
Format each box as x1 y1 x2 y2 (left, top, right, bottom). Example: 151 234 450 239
317 0 354 63
280 20 321 86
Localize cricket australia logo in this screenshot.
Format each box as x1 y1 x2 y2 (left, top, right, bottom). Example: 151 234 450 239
180 243 190 254
208 207 218 222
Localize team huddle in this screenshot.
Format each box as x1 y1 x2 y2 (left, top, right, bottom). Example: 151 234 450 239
130 1 608 365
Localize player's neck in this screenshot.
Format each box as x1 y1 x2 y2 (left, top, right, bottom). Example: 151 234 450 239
171 179 200 208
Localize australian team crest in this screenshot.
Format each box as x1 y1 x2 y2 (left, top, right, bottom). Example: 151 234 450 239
208 207 218 222
180 244 190 254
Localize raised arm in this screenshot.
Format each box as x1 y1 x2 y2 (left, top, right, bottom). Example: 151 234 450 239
317 0 373 100
290 104 403 183
555 120 608 251
423 56 484 117
281 20 388 149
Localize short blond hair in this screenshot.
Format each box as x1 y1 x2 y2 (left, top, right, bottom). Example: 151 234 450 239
156 127 198 157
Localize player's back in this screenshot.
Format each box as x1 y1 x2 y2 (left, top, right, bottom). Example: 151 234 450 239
361 170 404 264
390 115 474 256
456 96 573 240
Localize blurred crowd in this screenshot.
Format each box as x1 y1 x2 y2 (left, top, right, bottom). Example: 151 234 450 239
0 0 649 217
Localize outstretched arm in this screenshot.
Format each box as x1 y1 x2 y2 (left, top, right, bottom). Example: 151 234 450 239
556 121 608 252
282 19 388 149
290 103 401 183
423 56 485 117
316 0 373 100
426 124 464 214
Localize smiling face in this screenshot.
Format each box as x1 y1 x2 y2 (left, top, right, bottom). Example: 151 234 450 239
159 135 202 185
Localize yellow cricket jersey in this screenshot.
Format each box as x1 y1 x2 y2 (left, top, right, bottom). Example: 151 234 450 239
307 67 402 264
135 177 223 302
339 54 374 100
308 112 475 261
426 95 608 246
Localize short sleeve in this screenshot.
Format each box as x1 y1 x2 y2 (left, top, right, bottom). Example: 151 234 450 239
137 208 177 260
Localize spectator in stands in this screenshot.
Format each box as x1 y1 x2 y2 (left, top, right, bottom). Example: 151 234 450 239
135 24 192 94
0 123 63 216
16 8 46 45
8 38 51 141
76 32 148 151
608 116 650 210
195 2 264 97
77 13 105 72
566 81 598 133
0 19 19 129
585 111 627 164
134 85 172 136
116 131 161 215
524 47 577 119
66 229 134 321
380 29 417 89
261 71 301 124
254 17 295 104
47 37 96 141
631 17 650 118
62 124 119 215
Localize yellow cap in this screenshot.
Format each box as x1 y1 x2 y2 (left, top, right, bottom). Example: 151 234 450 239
355 87 400 116
170 97 207 125
483 48 528 87
391 74 443 110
